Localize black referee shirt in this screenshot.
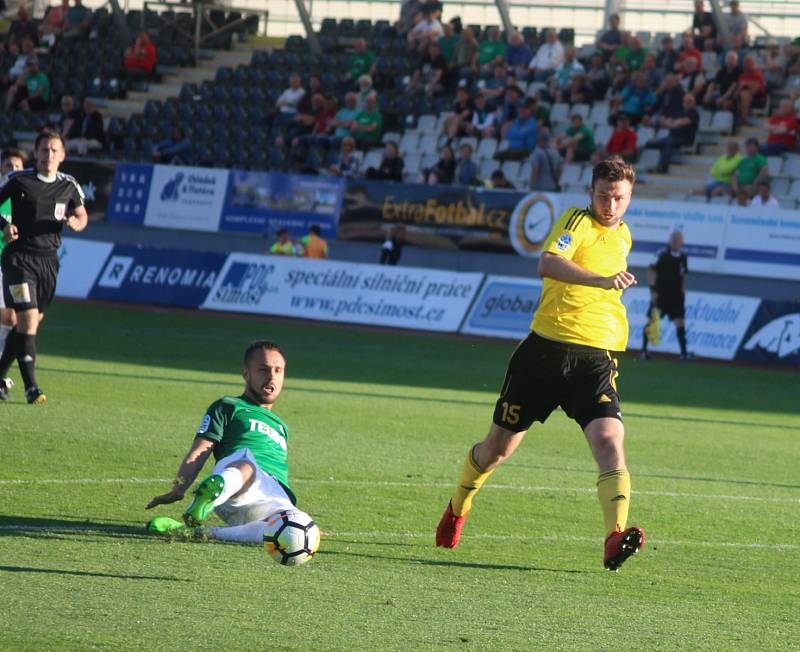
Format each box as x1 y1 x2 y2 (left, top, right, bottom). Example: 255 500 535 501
0 169 85 256
651 247 688 298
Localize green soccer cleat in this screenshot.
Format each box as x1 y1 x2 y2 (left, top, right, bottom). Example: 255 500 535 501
183 474 225 527
147 516 186 535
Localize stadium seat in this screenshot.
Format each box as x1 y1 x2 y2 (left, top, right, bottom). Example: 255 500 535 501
771 177 790 196
636 126 655 148
781 157 800 178
788 180 800 199
478 157 498 180
706 111 734 134
362 149 383 171
588 103 610 127
502 160 521 180
767 157 784 177
457 136 478 152
571 103 590 120
417 115 436 133
595 124 613 146
636 148 661 172
559 164 582 186
400 132 420 154
476 138 498 159
382 131 402 145
550 103 570 124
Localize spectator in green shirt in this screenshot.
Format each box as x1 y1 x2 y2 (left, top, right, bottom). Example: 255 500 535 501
351 93 383 148
626 37 648 72
478 26 507 73
731 137 769 197
556 114 596 164
451 26 479 79
4 57 49 113
438 22 459 63
344 38 377 88
694 140 742 198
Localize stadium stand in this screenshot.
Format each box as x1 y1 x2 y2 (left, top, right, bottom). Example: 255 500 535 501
2 1 800 206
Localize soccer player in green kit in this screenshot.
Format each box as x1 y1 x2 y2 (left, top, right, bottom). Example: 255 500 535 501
146 340 307 544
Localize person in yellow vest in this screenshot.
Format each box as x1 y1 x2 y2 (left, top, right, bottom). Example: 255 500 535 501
269 229 296 256
436 159 646 572
300 224 328 259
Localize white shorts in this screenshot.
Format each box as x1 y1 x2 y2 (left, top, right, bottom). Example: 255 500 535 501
211 447 294 526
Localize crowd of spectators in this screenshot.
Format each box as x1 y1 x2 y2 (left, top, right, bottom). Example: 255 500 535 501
5 0 800 202
1 0 166 157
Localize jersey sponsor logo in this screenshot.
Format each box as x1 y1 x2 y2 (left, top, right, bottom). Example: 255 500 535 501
598 394 612 403
9 282 31 304
196 414 212 434
248 418 287 451
555 232 572 252
54 203 67 221
743 313 800 358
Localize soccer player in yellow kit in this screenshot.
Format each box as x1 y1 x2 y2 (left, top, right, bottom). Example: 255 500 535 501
436 159 645 571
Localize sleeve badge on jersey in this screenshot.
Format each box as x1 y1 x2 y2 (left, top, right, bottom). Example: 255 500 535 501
196 414 211 435
54 203 67 221
555 232 573 252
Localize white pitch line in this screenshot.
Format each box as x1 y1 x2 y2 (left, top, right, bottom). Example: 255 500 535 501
0 523 790 551
0 476 797 505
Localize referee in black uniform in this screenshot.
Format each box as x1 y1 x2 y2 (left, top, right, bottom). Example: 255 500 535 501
0 128 88 403
641 230 691 360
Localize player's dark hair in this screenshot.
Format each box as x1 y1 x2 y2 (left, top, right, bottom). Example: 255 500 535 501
35 127 66 150
309 224 321 236
591 159 636 188
1 147 27 164
244 340 286 365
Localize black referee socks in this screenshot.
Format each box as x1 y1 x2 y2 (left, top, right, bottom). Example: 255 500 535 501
17 333 38 391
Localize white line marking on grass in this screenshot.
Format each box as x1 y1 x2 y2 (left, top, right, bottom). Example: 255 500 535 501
0 525 793 551
1 477 798 505
325 531 798 551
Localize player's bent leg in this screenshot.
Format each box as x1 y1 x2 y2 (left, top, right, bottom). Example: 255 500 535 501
583 417 644 571
183 460 256 527
436 424 527 549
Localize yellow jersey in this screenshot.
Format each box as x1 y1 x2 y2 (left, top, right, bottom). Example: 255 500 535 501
531 206 632 351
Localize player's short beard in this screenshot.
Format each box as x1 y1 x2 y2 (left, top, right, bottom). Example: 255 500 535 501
247 379 277 406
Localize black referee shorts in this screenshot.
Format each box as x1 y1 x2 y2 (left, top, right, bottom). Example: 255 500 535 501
654 295 685 321
493 332 622 432
1 251 59 313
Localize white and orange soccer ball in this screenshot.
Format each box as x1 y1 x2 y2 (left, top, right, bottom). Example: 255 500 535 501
263 509 320 566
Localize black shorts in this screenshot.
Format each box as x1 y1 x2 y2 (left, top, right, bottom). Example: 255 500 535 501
493 332 622 431
1 251 59 312
654 295 685 321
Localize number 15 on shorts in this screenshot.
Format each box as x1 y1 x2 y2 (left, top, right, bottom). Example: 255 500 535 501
501 401 521 426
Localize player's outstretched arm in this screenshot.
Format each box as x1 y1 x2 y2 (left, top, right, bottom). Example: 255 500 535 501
146 437 215 509
539 252 637 290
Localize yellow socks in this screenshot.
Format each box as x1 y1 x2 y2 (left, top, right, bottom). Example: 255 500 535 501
451 446 494 516
597 469 631 537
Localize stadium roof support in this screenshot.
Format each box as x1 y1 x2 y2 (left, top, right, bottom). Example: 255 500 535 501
604 0 625 25
493 0 513 38
708 0 731 49
292 0 322 56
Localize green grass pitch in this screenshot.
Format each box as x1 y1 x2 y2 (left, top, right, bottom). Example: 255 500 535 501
1 302 798 651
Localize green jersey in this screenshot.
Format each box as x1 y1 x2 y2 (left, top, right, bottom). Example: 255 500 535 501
0 197 11 254
196 394 293 499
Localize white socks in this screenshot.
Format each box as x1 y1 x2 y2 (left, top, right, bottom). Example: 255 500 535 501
212 466 245 507
207 521 267 544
